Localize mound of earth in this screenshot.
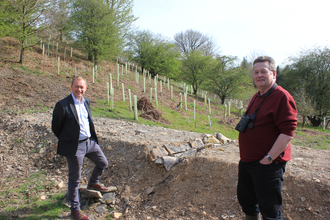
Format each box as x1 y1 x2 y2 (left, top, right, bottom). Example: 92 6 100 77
137 97 169 123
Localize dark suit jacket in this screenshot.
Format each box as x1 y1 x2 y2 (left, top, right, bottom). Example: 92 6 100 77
51 94 98 158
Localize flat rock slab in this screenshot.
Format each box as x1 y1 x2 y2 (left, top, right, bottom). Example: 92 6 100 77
203 134 220 144
150 146 168 160
163 156 180 171
95 204 107 214
189 138 204 149
164 144 188 154
80 188 103 198
106 186 117 192
180 148 197 158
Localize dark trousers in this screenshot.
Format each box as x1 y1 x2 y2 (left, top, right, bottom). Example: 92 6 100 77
66 138 108 212
237 160 286 220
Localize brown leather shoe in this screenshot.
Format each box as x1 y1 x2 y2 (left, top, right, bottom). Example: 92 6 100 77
71 210 90 220
87 183 110 193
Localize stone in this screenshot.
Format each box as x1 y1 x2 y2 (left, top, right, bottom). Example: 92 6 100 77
57 180 65 189
40 195 46 200
180 148 197 158
216 132 231 143
203 134 220 144
155 158 164 164
80 188 103 198
100 192 116 205
164 144 186 155
180 144 191 151
81 192 89 199
135 130 147 135
62 193 71 208
106 186 117 192
112 212 122 219
150 146 168 161
163 156 180 171
80 198 89 210
146 187 155 194
39 146 47 157
101 192 116 205
95 204 107 214
189 138 204 149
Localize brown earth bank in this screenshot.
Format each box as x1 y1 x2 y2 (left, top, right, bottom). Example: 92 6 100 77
0 38 329 220
1 112 330 220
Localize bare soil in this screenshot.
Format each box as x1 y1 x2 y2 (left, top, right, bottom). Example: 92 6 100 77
0 37 329 220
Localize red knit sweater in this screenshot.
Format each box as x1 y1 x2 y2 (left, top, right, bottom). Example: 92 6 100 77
238 86 297 163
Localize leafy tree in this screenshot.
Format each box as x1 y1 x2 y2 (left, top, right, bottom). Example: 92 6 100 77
127 30 181 78
71 0 136 65
0 0 18 37
1 0 49 64
181 50 213 94
205 55 251 104
281 47 330 120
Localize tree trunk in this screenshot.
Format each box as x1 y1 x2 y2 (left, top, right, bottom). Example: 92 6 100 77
302 116 305 128
307 116 322 127
221 96 225 104
19 40 24 64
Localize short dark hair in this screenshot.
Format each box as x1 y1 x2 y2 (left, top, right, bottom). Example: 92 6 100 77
253 56 276 71
71 76 87 86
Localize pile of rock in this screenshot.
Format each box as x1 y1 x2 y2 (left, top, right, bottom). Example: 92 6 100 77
62 184 122 219
149 132 233 170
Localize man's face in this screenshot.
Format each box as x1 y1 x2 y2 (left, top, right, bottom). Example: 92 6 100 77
253 61 276 91
71 79 87 100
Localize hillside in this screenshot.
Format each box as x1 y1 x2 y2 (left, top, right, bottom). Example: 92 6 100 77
0 37 329 220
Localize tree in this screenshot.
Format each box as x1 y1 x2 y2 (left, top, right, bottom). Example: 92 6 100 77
127 30 181 78
181 50 213 94
292 86 316 127
71 0 136 65
0 0 18 37
43 0 72 41
205 55 251 104
174 29 217 56
2 0 49 64
281 47 330 122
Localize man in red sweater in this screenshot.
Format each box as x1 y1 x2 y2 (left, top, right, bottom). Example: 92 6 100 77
237 56 297 220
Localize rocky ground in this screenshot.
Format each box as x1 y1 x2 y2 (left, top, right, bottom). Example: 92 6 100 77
1 111 330 220
0 37 330 219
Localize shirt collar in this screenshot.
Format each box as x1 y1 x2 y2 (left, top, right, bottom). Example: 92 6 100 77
71 93 85 104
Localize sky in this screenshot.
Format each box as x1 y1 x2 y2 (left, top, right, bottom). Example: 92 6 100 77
133 0 330 67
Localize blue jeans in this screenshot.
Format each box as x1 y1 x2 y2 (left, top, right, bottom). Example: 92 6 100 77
66 138 108 212
237 160 286 220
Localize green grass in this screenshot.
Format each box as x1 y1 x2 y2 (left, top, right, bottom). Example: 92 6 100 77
91 98 330 148
0 170 67 220
291 122 330 150
91 98 239 140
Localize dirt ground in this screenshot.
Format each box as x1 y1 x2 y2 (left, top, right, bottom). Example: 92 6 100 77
0 37 329 220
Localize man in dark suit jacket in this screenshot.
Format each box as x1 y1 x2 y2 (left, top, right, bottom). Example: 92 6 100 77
52 76 109 220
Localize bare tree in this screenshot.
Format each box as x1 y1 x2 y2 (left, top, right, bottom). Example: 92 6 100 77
174 29 217 56
42 0 71 42
292 84 316 127
248 49 267 63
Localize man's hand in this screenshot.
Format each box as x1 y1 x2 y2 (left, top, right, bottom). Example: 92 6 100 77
259 156 273 165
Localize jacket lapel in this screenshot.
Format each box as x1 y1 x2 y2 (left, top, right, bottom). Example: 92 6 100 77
84 100 92 119
68 95 79 124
